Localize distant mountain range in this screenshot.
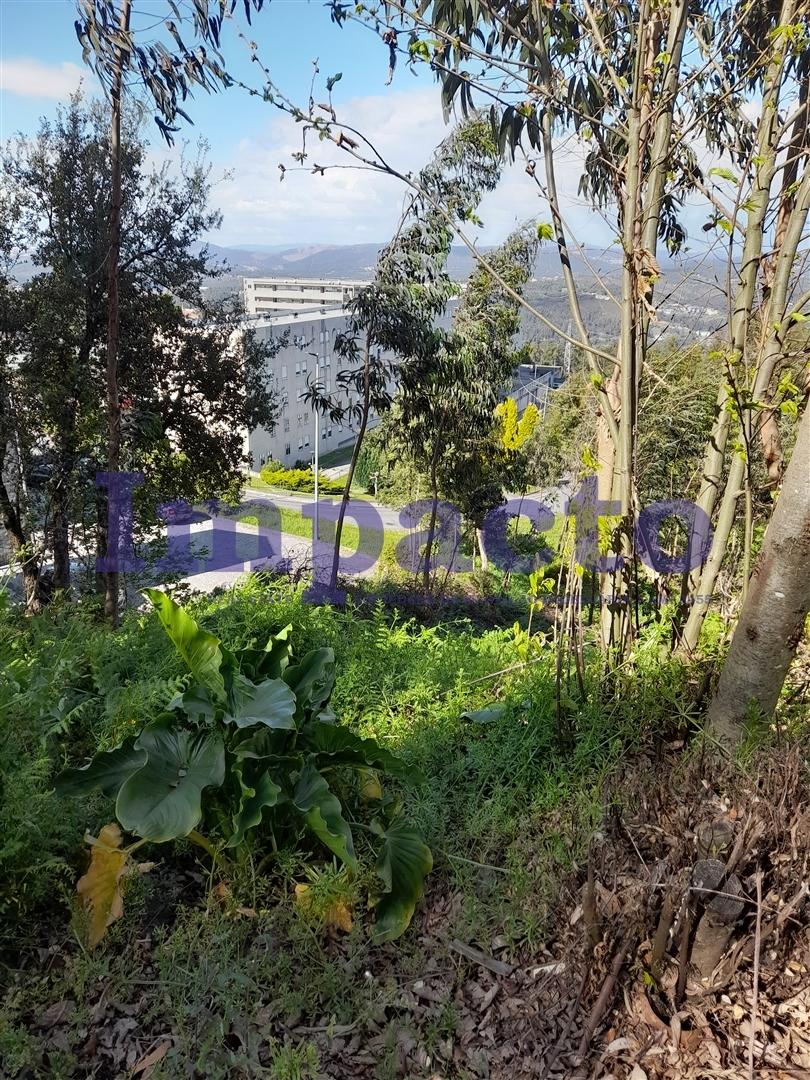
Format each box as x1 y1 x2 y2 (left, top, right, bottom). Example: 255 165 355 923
200 240 628 282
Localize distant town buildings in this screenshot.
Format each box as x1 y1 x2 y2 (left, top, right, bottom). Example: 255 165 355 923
243 277 369 316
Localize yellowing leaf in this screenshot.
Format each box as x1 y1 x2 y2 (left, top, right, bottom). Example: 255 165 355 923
76 824 129 947
358 768 383 802
294 883 354 932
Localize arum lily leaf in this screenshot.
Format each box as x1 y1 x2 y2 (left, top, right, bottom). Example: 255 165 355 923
226 762 283 848
225 675 296 729
145 589 226 702
240 624 293 680
460 703 507 725
77 824 129 948
56 739 147 799
293 761 357 870
283 648 335 717
372 818 432 943
168 685 215 720
304 722 424 783
116 724 225 842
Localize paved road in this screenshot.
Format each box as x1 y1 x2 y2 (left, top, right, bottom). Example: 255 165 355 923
245 486 404 531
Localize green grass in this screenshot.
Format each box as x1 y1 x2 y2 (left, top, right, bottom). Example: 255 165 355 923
235 502 403 568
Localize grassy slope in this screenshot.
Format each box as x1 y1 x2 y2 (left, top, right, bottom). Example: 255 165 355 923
0 578 697 1077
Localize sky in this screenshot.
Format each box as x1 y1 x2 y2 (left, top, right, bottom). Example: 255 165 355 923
0 1 718 253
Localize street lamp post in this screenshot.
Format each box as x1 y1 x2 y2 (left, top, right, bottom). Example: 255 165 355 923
313 404 320 546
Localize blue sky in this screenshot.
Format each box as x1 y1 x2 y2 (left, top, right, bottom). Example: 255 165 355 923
0 2 716 252
1 0 600 247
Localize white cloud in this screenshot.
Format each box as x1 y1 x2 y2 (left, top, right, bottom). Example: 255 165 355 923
0 58 88 100
211 87 616 248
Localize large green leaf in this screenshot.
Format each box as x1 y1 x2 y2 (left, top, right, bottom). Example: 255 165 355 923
56 739 147 799
168 685 215 720
283 648 335 718
293 761 357 870
226 761 283 848
145 590 226 703
224 675 296 730
372 818 432 943
239 624 293 681
116 724 225 842
303 722 424 783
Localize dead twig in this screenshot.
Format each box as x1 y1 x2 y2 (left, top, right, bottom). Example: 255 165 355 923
576 935 633 1061
748 869 763 1080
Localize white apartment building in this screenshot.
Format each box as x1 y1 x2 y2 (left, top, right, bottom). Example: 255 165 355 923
244 305 381 471
243 276 369 316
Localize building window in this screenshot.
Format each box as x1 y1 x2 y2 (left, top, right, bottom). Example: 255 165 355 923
295 362 300 376
285 442 291 455
283 418 290 432
305 434 310 447
298 438 303 450
281 364 287 379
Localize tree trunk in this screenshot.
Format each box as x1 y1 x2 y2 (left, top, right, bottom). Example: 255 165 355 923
706 402 810 750
422 463 440 594
329 332 371 591
103 0 132 627
0 465 41 612
476 527 489 571
51 477 71 593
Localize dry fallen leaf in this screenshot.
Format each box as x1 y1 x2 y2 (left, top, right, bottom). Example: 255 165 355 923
77 824 129 948
132 1040 171 1075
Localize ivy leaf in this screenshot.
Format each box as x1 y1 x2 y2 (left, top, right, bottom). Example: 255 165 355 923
303 721 424 783
372 818 432 943
293 761 357 870
226 761 283 848
145 590 226 702
225 675 297 730
116 723 225 842
326 71 342 92
56 739 147 799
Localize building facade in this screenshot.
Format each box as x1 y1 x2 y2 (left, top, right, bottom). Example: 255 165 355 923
243 277 369 316
244 306 372 471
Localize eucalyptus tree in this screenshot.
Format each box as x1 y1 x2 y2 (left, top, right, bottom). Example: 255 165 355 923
304 117 502 593
74 0 268 621
707 399 810 749
401 225 538 585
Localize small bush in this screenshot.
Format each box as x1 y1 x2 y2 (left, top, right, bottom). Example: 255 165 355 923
258 466 346 496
